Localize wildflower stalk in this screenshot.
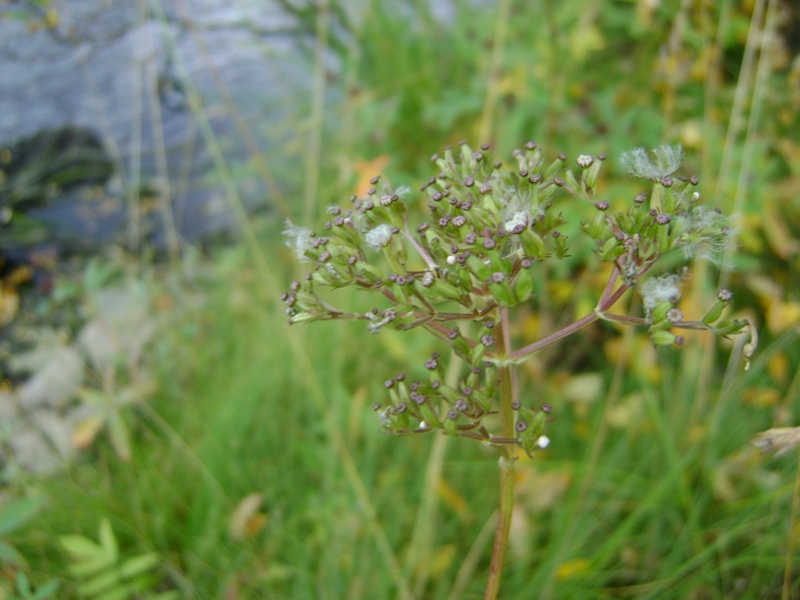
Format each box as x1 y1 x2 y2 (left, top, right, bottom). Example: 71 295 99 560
485 309 516 599
281 141 753 598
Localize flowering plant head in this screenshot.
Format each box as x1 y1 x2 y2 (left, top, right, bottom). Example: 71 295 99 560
282 141 753 455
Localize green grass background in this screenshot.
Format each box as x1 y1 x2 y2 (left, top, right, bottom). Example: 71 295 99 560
4 0 800 598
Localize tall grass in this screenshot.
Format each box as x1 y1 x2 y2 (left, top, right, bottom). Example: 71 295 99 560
5 0 800 598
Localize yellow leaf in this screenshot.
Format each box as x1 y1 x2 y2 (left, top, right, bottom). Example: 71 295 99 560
0 288 19 326
45 8 59 29
742 387 781 408
229 493 267 541
71 417 105 449
556 557 591 580
569 25 605 62
766 300 800 334
768 352 789 385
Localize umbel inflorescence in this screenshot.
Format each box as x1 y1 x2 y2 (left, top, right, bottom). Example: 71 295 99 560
281 141 753 455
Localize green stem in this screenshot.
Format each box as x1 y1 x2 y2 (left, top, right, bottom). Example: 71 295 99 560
484 309 517 600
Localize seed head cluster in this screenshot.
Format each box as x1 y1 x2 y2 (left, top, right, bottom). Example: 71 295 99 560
282 141 747 445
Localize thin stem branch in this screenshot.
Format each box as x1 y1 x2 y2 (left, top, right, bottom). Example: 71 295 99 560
404 229 439 270
507 270 632 363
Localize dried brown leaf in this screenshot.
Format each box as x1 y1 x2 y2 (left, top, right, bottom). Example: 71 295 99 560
751 427 800 457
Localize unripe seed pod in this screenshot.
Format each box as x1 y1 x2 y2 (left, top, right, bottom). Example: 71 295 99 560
514 268 535 302
417 396 440 427
649 299 675 325
466 254 493 282
520 230 547 259
600 236 624 261
584 160 602 188
702 300 727 325
651 330 677 346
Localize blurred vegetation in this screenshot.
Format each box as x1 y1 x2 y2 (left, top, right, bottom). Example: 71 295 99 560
1 0 799 598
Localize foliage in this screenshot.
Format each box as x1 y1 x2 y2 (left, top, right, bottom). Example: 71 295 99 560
282 141 751 458
0 0 798 598
0 496 45 568
4 572 59 600
60 519 178 600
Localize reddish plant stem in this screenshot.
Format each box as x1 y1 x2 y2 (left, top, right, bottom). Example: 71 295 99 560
507 270 631 363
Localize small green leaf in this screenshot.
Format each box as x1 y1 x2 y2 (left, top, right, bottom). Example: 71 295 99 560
32 579 60 600
0 496 46 537
118 553 158 579
94 586 132 600
98 519 119 561
108 412 132 462
0 538 27 567
16 571 31 596
60 535 105 560
79 568 120 596
68 553 117 578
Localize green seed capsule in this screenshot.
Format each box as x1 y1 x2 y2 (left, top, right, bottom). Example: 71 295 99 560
514 270 534 302
564 169 580 193
585 211 606 239
470 389 492 412
584 160 602 189
600 236 624 261
545 158 562 179
466 254 492 282
702 300 726 325
489 281 518 306
656 221 670 253
443 414 458 435
469 343 487 367
649 300 674 324
650 184 664 212
521 230 547 259
651 330 676 345
288 312 317 324
418 398 440 427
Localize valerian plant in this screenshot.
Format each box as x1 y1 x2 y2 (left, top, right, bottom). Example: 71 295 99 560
281 141 755 599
